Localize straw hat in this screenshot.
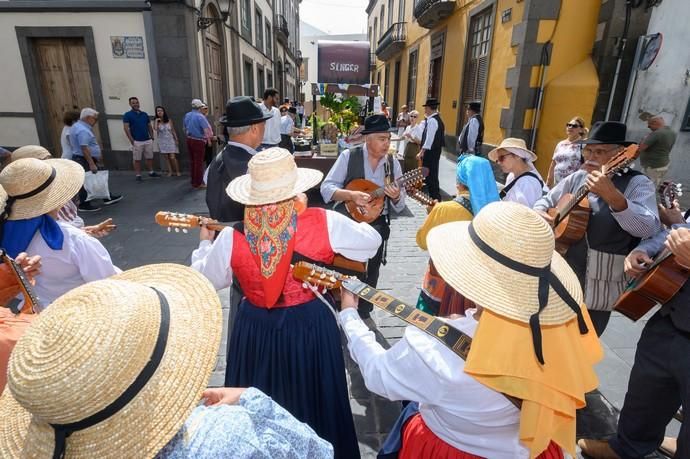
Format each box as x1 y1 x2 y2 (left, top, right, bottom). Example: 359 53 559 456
10 145 52 162
0 158 84 220
0 185 7 215
488 138 537 163
226 147 322 205
0 264 222 458
426 201 582 326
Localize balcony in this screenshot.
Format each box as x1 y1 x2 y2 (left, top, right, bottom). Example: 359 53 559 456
375 22 406 61
275 14 289 46
413 0 455 29
370 52 376 70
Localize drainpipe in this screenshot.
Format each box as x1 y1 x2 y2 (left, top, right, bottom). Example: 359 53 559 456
529 41 551 152
621 35 646 123
605 0 632 121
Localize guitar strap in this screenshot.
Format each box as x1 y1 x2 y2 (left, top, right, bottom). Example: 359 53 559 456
343 277 522 409
499 172 544 199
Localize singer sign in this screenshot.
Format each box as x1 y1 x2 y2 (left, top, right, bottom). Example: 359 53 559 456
317 40 370 85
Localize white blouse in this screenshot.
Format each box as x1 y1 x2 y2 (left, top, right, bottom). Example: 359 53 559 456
191 210 382 291
339 309 528 458
503 170 549 208
26 221 120 311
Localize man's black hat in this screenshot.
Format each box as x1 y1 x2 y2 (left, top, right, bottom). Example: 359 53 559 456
577 121 635 146
219 96 273 127
361 114 391 134
422 98 440 108
288 106 297 114
468 102 481 112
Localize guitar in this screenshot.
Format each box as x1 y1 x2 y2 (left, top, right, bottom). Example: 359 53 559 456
345 167 428 223
0 250 39 314
155 211 368 273
612 181 688 321
547 145 638 253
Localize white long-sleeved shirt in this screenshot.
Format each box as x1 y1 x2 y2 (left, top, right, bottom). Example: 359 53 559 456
340 309 527 458
26 221 120 310
191 209 382 291
320 145 407 214
280 115 295 135
503 170 549 208
421 113 439 151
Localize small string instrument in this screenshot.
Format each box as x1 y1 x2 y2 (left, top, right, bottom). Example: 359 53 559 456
155 211 367 273
345 167 428 223
0 250 39 314
658 180 682 209
547 145 638 254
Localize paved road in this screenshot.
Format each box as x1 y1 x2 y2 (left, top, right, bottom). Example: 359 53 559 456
85 155 677 458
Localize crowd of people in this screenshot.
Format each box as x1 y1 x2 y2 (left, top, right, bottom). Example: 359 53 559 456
0 91 687 459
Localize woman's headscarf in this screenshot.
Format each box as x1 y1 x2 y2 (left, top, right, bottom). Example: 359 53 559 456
456 154 500 213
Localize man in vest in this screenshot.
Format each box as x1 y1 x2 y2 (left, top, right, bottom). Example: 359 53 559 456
417 98 445 200
321 114 406 319
457 101 484 155
206 96 272 223
533 121 660 336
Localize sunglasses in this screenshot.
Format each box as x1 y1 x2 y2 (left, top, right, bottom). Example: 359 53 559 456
496 153 514 162
566 123 582 129
410 115 418 118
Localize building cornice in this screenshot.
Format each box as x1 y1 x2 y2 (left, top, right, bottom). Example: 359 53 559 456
0 0 150 12
365 0 377 15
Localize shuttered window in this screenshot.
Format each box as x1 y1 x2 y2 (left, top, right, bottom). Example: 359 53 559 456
407 49 418 109
460 7 492 120
682 97 690 131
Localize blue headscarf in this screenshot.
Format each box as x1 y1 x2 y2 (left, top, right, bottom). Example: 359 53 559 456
1 215 64 258
456 154 500 214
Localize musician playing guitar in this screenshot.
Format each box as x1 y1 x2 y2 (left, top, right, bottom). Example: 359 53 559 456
534 121 660 336
579 224 690 459
321 114 405 319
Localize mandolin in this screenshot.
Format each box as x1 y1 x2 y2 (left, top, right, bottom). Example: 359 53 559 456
0 250 39 314
344 167 428 223
155 211 368 273
547 145 638 254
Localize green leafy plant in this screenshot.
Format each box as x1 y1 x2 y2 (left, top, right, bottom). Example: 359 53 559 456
319 93 362 134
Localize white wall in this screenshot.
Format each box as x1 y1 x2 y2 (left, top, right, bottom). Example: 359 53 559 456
625 0 690 183
0 11 154 150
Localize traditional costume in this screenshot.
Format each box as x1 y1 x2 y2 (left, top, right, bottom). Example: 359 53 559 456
340 202 603 458
192 148 382 458
415 155 499 315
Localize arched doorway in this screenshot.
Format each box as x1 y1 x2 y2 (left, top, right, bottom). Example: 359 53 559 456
203 4 227 125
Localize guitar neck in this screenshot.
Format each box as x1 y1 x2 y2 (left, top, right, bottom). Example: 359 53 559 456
557 184 591 222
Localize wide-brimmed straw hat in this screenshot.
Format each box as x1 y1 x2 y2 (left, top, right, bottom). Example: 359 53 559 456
0 185 7 215
10 145 52 162
0 158 84 220
488 138 537 163
0 264 222 458
226 147 323 205
427 202 588 363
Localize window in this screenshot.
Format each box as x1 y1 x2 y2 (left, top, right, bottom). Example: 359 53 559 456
682 98 690 131
460 7 493 124
398 0 405 22
373 19 378 46
265 22 272 58
388 0 394 27
255 9 263 51
243 57 254 97
267 70 273 89
427 32 445 99
257 66 265 97
379 6 385 38
407 49 418 109
384 64 390 102
241 0 252 38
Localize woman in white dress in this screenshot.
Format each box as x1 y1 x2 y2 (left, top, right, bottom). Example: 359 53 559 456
489 138 549 208
155 106 181 177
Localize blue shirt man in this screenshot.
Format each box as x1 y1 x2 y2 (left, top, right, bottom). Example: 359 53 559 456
183 108 211 140
69 119 101 158
123 106 152 141
123 96 158 179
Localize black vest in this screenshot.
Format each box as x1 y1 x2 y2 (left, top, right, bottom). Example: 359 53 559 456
660 278 690 333
205 143 253 222
564 170 643 287
420 113 445 154
457 114 484 153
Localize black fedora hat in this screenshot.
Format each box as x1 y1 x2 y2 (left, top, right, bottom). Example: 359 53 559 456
422 98 440 108
361 114 391 134
219 96 273 127
577 121 635 146
468 101 481 112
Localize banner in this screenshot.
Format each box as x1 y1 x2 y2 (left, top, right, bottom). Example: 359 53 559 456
317 40 370 85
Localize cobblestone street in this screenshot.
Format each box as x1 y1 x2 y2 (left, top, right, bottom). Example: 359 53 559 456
88 154 678 458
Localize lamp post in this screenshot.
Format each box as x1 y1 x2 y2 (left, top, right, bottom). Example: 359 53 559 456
196 0 233 30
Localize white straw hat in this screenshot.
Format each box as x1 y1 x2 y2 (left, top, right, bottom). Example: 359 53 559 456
226 147 323 205
488 138 537 163
0 158 84 220
0 185 7 215
0 264 222 459
10 145 52 162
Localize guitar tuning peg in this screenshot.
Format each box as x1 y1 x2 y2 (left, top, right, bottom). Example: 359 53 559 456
329 275 337 283
174 228 180 233
167 227 171 232
302 282 308 289
182 229 188 234
322 287 327 294
319 272 326 279
310 269 316 275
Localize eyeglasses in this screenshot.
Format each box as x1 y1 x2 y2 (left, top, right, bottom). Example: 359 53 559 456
410 115 418 118
583 146 620 156
373 135 391 142
496 153 514 163
566 123 582 129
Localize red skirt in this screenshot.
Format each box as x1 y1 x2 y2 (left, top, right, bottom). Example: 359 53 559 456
399 413 563 459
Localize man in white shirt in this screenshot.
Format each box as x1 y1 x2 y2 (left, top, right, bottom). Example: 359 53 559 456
457 102 484 155
279 106 298 153
417 98 445 200
259 88 282 150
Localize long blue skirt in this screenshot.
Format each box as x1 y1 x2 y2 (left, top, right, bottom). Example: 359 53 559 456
225 297 360 459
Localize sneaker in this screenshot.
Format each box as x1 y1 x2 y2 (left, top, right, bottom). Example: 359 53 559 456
78 202 102 212
148 171 161 178
102 194 123 206
135 175 143 182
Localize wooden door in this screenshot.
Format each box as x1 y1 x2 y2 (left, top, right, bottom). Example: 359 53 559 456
33 38 98 155
204 19 225 129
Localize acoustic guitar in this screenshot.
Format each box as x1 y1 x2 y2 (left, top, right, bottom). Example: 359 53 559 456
547 145 638 253
155 211 368 273
612 181 688 321
0 250 39 314
345 167 428 223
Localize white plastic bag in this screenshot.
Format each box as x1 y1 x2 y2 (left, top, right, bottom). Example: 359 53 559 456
83 170 110 201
